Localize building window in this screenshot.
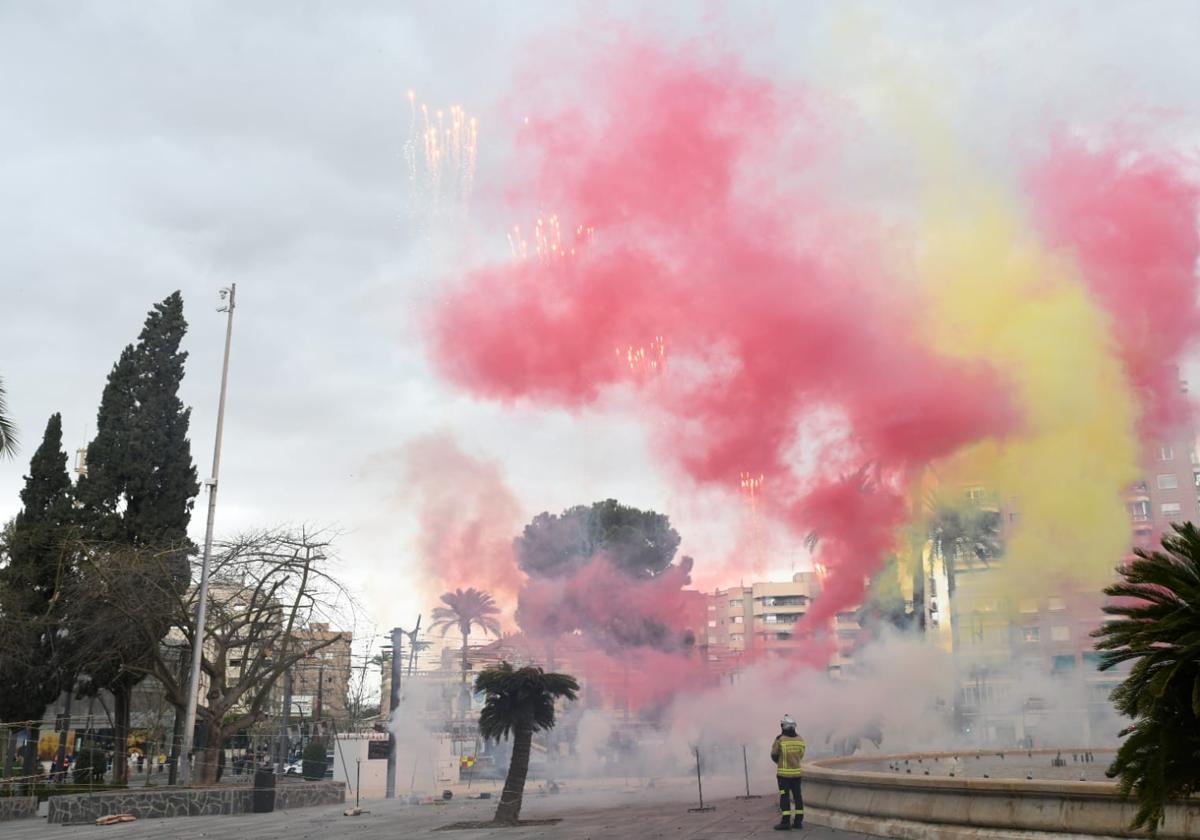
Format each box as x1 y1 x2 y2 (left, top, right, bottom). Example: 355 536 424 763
1050 625 1070 642
1052 655 1077 674
1047 597 1065 611
775 632 792 641
1160 445 1174 461
1162 502 1182 517
731 615 743 624
1018 598 1038 614
729 599 743 608
760 595 808 608
707 604 715 611
969 619 985 644
707 620 717 628
1022 626 1040 643
1157 473 1179 490
1009 512 1019 523
730 633 743 642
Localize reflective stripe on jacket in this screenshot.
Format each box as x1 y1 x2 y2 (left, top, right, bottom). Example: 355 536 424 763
771 734 806 777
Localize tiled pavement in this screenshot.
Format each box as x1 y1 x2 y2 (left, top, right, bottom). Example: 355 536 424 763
2 789 880 839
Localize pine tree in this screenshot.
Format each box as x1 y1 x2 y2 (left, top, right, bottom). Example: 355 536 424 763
73 291 199 783
0 414 75 777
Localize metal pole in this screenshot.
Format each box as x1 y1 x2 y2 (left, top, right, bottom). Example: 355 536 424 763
386 627 403 799
743 744 750 795
56 689 72 781
277 668 292 774
178 284 236 786
736 743 761 799
687 746 715 812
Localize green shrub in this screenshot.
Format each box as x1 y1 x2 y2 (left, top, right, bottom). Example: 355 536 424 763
301 740 326 781
73 747 107 784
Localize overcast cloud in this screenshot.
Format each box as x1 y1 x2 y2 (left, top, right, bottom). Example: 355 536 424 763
3 1 1199 634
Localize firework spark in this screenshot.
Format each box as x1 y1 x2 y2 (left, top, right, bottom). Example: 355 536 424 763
739 472 764 505
405 90 478 219
613 335 667 378
508 214 594 262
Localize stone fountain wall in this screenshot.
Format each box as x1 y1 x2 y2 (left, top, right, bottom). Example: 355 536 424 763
805 750 1200 839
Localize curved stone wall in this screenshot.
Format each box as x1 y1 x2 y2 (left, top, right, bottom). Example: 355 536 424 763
805 750 1200 839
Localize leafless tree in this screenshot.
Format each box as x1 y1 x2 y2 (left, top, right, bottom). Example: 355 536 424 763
70 527 358 784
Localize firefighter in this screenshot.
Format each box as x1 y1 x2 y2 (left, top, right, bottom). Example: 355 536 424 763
770 714 806 830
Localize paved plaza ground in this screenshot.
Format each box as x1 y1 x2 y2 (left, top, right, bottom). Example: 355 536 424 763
2 788 878 840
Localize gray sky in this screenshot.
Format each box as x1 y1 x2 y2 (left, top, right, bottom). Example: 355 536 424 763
3 1 1199 635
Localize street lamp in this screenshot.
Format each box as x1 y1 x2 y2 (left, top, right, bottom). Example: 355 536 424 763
178 284 237 786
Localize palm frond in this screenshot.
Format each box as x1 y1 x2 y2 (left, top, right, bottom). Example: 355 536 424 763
1091 521 1200 834
0 375 17 458
474 661 579 742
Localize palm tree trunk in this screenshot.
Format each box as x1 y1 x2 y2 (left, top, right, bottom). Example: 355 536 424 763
461 630 469 685
460 630 471 716
493 725 531 825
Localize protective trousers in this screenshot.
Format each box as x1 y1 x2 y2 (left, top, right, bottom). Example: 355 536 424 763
777 775 803 825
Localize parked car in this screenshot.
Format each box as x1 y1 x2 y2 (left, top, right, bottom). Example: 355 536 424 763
285 760 303 776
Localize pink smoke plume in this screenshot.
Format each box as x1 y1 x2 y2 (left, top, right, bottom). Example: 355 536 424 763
430 41 1014 623
396 432 525 617
517 555 697 650
1029 139 1200 437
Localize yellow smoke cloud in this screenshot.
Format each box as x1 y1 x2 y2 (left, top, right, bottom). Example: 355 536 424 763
914 162 1141 595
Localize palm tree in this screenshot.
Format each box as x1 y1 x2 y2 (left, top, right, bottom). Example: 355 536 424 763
475 662 578 825
0 376 16 458
926 495 1002 598
1092 522 1200 834
430 588 502 693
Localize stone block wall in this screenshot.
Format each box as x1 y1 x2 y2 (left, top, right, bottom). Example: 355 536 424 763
0 796 38 821
276 781 346 810
47 781 344 824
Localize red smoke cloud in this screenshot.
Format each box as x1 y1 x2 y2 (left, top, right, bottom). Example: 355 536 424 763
1030 140 1200 436
517 555 696 650
397 432 525 615
430 41 1015 622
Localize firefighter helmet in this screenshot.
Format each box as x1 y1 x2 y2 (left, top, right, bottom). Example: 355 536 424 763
780 715 797 731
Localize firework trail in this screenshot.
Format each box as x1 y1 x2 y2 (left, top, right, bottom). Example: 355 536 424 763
404 89 478 224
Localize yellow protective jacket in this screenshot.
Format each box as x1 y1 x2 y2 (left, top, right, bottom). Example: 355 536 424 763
771 733 806 777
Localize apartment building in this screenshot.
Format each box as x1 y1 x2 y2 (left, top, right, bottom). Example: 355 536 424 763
703 572 863 674
289 623 353 724
946 398 1200 746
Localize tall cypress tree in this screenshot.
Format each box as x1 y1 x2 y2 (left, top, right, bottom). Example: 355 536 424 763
77 292 199 546
74 292 199 783
0 413 74 777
